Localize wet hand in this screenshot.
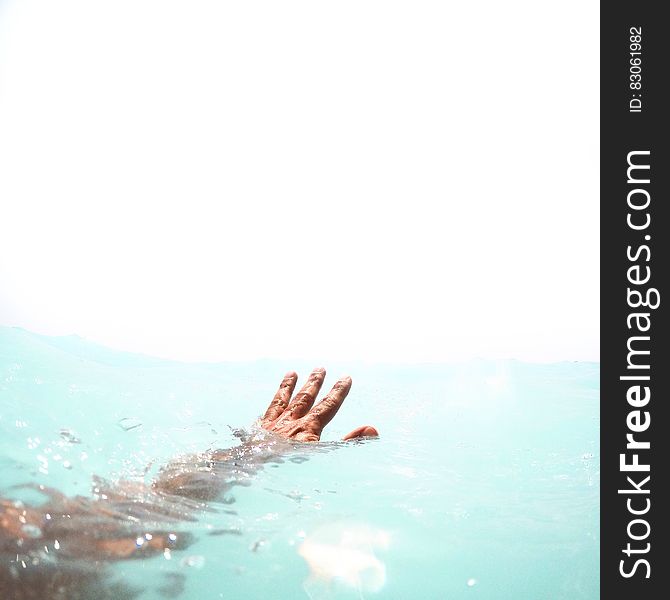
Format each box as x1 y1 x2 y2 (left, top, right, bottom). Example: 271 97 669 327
259 369 379 442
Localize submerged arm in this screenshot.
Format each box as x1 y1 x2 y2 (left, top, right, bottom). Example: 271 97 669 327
151 369 378 501
1 368 377 588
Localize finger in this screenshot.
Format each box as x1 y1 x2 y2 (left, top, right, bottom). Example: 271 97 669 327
308 375 352 428
262 371 298 423
280 367 326 421
342 425 379 441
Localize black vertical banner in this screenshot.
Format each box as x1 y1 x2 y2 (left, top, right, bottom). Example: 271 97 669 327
601 2 668 598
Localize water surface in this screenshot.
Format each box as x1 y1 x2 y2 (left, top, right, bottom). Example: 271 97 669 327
0 327 599 599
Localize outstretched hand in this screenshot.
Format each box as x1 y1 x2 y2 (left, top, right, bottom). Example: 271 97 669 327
259 368 379 442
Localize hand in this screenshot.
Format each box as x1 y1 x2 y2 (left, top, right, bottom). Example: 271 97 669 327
259 368 379 442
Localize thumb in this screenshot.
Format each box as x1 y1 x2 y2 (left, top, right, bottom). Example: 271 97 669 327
342 425 379 441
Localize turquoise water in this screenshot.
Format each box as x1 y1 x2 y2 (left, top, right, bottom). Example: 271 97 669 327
0 327 599 599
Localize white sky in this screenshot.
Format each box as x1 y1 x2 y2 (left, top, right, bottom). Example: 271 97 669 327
0 0 599 363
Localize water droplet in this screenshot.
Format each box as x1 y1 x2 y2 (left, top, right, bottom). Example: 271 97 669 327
249 539 267 553
54 540 60 550
62 461 72 470
163 548 172 560
467 578 477 587
168 533 177 542
135 537 145 547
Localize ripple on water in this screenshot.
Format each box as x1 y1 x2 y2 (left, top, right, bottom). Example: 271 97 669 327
117 417 142 431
